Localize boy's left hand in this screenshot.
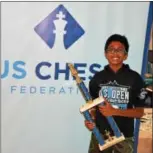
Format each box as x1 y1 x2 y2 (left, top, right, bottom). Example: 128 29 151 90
98 100 116 116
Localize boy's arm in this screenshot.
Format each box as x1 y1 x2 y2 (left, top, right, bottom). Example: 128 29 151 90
112 107 144 118
98 101 144 118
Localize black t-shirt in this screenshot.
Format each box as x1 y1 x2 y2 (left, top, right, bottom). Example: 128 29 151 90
89 64 146 137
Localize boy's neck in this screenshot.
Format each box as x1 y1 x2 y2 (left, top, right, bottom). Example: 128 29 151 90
109 64 123 73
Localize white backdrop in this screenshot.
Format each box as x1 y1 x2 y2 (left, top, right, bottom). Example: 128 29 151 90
1 2 149 153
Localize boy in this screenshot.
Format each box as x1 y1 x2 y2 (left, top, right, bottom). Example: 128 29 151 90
85 34 147 153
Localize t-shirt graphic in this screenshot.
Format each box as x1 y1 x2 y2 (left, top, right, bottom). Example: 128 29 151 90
99 80 130 109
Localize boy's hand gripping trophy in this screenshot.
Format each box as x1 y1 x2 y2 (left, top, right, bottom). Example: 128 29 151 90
68 63 125 151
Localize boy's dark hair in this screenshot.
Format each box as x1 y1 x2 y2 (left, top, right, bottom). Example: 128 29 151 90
104 34 129 53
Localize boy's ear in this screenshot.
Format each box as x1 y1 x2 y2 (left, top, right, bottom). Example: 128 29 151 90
124 54 128 60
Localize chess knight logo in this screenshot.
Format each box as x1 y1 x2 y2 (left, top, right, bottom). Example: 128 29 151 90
34 4 85 49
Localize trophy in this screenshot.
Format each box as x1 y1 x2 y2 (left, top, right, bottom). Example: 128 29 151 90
68 63 125 151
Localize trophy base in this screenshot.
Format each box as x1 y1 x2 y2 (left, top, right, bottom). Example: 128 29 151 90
99 135 125 151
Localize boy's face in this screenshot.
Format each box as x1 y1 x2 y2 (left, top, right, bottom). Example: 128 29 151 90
105 41 128 66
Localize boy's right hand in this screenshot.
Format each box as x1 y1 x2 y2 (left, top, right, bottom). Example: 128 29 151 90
84 120 95 131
